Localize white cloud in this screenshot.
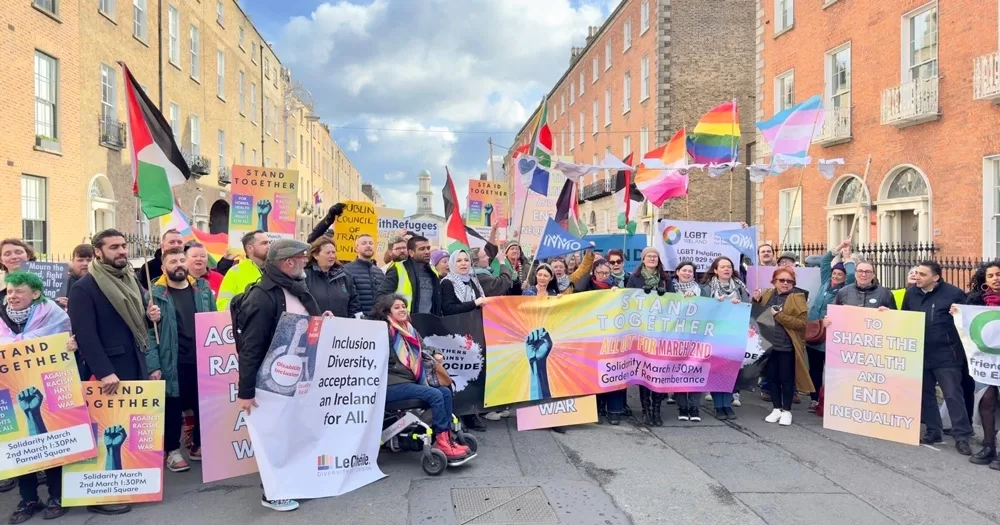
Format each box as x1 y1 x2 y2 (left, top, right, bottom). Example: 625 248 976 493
364 117 458 169
346 137 360 152
384 171 406 181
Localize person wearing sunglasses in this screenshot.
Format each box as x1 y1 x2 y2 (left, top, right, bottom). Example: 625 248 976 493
606 249 628 287
753 268 814 426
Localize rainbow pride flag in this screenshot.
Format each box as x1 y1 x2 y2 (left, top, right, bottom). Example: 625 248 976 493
756 95 824 159
159 205 229 264
635 128 689 207
688 100 740 165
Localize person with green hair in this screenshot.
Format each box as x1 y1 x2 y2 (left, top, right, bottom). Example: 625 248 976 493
0 271 75 523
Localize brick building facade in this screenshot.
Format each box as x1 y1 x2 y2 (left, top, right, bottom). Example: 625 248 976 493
755 0 1000 258
507 0 755 237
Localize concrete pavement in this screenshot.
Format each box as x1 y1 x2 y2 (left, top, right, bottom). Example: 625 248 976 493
4 390 999 524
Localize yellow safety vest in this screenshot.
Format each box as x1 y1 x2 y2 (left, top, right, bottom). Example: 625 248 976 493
393 262 439 311
217 260 262 311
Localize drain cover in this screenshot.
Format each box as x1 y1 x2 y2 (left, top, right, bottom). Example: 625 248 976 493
452 486 560 524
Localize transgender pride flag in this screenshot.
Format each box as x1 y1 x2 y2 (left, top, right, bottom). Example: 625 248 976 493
756 95 824 160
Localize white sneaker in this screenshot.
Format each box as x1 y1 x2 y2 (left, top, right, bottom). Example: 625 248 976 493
261 497 299 512
483 411 502 421
765 409 782 423
704 393 713 401
499 409 511 418
778 410 793 426
732 393 742 407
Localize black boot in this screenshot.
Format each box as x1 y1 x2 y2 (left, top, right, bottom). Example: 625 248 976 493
970 444 997 465
639 387 652 425
651 395 664 427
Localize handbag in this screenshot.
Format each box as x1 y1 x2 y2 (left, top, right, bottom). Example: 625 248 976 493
805 320 826 345
423 354 453 388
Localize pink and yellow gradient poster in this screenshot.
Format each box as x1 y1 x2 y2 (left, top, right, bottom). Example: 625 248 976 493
228 165 300 249
62 381 166 507
516 396 597 431
823 305 925 446
0 333 96 479
195 312 258 483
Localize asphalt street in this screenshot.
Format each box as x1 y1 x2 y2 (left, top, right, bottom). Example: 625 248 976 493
4 390 999 525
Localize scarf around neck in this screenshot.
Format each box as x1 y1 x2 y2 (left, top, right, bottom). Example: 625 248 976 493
5 303 32 325
263 264 321 316
389 318 423 383
709 276 747 300
444 251 485 302
640 266 661 289
556 274 571 292
673 278 701 296
89 259 148 350
0 299 71 342
984 290 1000 307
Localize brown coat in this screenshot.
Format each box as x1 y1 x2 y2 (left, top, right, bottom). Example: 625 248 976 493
757 288 816 394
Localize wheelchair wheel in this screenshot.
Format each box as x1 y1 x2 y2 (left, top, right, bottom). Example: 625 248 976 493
456 433 479 454
421 449 448 476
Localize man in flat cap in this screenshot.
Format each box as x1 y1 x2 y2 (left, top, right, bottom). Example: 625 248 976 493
234 238 321 512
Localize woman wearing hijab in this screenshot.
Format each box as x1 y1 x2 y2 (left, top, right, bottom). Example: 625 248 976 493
625 249 674 426
700 256 751 420
1 271 75 522
370 294 473 461
440 250 487 315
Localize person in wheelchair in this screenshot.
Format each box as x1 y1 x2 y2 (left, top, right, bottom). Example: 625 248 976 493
369 294 471 461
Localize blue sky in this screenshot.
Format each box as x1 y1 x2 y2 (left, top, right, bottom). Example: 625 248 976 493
240 0 619 215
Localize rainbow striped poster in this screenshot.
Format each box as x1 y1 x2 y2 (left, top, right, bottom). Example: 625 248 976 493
483 290 751 407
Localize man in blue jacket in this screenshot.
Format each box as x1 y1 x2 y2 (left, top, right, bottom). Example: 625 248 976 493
902 261 972 455
341 234 384 315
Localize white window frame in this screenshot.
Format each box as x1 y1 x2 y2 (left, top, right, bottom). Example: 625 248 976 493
238 70 245 115
21 175 48 254
559 127 565 156
774 69 794 112
778 188 802 245
901 3 938 81
34 51 57 140
640 0 650 34
189 114 200 155
133 0 148 41
99 0 115 19
640 55 650 101
640 126 649 156
250 82 257 124
605 41 612 70
251 41 257 64
561 94 566 115
623 135 631 158
216 49 225 100
825 43 851 112
579 112 585 145
604 88 612 126
168 5 180 66
774 0 794 35
100 63 116 119
569 122 575 152
168 102 180 143
264 98 270 135
592 100 599 135
592 56 599 83
218 129 225 171
623 17 632 51
240 142 246 164
570 83 575 105
983 156 1000 258
238 26 245 50
216 0 224 27
579 72 585 95
623 72 631 113
189 25 200 81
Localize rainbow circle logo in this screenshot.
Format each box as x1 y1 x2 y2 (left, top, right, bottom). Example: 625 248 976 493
969 310 1000 356
662 225 682 245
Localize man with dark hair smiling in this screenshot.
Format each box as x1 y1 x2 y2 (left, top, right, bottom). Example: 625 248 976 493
137 229 184 286
378 235 440 315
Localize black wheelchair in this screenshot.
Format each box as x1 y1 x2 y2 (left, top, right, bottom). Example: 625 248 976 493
381 399 479 475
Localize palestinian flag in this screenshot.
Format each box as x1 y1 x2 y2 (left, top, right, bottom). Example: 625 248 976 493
123 63 191 219
442 167 470 250
613 153 643 235
554 178 588 237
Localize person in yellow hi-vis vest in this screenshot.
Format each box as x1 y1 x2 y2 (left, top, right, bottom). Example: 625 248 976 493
893 265 919 309
377 235 440 315
217 231 271 311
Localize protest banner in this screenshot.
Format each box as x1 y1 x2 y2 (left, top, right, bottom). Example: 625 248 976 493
0 334 96 479
247 314 388 499
516 396 598 431
411 311 486 416
823 306 925 446
467 180 509 240
195 312 258 483
715 226 758 265
955 306 1000 386
482 289 750 407
585 234 648 273
334 200 378 262
745 266 823 307
512 157 568 255
376 215 441 247
736 305 773 390
535 219 585 261
376 208 406 253
62 381 166 507
228 165 299 248
22 261 69 300
652 220 743 271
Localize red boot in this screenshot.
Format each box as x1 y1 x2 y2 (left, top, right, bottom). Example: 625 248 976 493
435 431 469 460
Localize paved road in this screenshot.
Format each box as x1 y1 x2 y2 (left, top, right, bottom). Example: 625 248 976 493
4 390 999 525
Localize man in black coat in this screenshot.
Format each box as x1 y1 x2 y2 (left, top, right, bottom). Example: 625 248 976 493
136 229 184 287
341 234 384 315
902 260 972 454
68 229 161 516
377 235 440 315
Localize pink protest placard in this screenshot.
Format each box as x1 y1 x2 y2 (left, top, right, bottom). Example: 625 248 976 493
195 312 258 483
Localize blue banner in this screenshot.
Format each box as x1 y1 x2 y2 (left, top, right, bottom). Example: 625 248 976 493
535 219 585 260
584 234 648 273
715 226 757 265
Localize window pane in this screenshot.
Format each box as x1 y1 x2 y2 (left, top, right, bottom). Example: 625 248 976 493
909 9 938 78
34 52 57 138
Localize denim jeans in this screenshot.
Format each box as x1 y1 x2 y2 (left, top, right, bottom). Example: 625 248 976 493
711 392 733 410
18 467 60 502
598 389 626 414
386 383 454 431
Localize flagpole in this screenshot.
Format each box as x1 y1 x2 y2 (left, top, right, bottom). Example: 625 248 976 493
778 106 824 250
846 154 873 243
136 198 160 344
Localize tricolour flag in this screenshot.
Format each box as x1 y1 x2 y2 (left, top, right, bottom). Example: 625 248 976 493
443 167 470 250
123 63 191 219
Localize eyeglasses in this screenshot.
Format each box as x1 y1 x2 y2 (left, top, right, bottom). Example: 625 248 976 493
776 278 795 284
608 259 623 265
855 269 874 274
595 271 611 277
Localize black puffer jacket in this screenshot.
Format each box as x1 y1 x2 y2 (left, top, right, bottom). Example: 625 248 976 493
305 264 361 318
834 282 896 309
902 281 967 369
342 258 384 314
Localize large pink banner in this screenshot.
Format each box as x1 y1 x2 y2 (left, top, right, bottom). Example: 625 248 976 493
195 312 258 483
